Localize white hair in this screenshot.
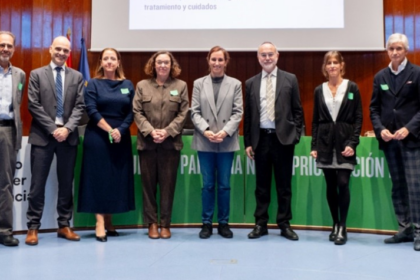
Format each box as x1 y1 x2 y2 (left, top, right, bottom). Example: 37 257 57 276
386 33 409 50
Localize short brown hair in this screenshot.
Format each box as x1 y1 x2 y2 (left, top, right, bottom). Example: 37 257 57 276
207 46 230 72
322 51 345 79
95 48 126 79
144 51 181 78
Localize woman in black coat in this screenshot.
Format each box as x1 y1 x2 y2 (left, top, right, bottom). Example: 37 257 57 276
310 51 362 245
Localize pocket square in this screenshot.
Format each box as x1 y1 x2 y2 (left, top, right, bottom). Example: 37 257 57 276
407 81 413 84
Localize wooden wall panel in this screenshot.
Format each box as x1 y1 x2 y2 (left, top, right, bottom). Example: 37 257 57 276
1 0 420 136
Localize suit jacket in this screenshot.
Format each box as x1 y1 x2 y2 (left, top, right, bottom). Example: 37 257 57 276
133 77 189 151
244 68 303 150
191 74 243 152
311 80 363 165
11 66 26 150
28 65 85 146
370 61 420 149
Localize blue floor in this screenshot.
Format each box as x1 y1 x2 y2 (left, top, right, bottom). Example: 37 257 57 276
1 228 419 280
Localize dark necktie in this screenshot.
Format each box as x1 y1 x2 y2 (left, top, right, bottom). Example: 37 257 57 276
55 67 63 118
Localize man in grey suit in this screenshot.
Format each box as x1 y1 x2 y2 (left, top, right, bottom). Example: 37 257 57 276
25 36 84 245
244 42 303 240
0 31 26 247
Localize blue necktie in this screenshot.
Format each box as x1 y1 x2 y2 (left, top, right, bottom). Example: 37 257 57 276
55 67 63 118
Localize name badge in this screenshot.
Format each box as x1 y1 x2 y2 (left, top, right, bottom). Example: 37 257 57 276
170 90 179 96
380 84 389 91
348 92 354 100
18 83 23 90
121 88 130 94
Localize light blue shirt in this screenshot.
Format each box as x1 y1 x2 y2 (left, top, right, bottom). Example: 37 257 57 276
0 64 13 120
259 67 277 129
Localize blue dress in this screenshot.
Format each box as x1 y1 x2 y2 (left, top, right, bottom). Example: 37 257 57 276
78 79 135 213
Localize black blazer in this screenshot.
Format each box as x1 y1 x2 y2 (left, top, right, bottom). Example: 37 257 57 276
244 68 303 149
311 80 363 165
370 61 420 149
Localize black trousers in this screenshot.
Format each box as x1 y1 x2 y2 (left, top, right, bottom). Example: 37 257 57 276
253 132 295 228
26 139 77 229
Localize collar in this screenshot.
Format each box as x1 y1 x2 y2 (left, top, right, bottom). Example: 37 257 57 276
50 61 66 71
0 62 12 74
152 76 172 88
262 67 278 78
388 58 407 75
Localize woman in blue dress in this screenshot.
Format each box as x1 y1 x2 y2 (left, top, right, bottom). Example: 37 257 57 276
78 48 135 242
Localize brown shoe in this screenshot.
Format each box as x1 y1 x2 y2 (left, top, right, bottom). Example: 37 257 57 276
57 227 80 241
160 227 171 239
148 223 160 239
25 229 38 246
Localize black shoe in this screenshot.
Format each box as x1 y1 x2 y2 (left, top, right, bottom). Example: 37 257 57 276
329 223 339 242
199 223 213 239
218 223 233 238
106 230 119 237
0 235 19 246
414 239 420 251
280 227 299 241
334 226 347 245
96 235 107 242
384 232 414 244
248 225 268 239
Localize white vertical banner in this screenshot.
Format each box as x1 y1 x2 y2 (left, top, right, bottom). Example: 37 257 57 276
13 137 72 231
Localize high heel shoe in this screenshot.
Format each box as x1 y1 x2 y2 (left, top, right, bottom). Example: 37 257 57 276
96 235 107 242
334 225 347 245
106 229 119 237
329 223 339 242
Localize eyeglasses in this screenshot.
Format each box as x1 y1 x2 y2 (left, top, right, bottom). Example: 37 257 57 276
259 52 276 58
156 60 170 66
0 43 14 50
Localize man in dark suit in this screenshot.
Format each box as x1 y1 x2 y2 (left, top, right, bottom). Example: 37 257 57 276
0 31 26 247
25 36 84 245
370 33 420 251
244 42 303 240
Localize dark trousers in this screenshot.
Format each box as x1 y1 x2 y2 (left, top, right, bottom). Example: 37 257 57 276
26 140 77 229
0 126 17 236
383 140 420 235
138 147 180 228
254 132 295 228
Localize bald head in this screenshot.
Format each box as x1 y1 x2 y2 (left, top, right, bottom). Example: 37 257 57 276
49 36 71 67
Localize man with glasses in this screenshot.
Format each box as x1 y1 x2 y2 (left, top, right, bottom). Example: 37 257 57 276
25 36 84 245
244 42 303 240
0 31 26 247
370 33 420 251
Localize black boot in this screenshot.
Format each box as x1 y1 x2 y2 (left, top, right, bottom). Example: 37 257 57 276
334 225 347 245
329 223 339 242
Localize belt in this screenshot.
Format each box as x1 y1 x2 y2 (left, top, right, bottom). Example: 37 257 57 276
260 128 276 134
0 119 13 126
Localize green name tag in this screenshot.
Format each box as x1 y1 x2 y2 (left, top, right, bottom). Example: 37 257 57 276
348 92 354 100
18 83 23 90
170 90 179 96
380 84 389 90
121 88 129 94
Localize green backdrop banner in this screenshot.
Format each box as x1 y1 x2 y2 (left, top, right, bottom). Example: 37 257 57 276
73 136 397 231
